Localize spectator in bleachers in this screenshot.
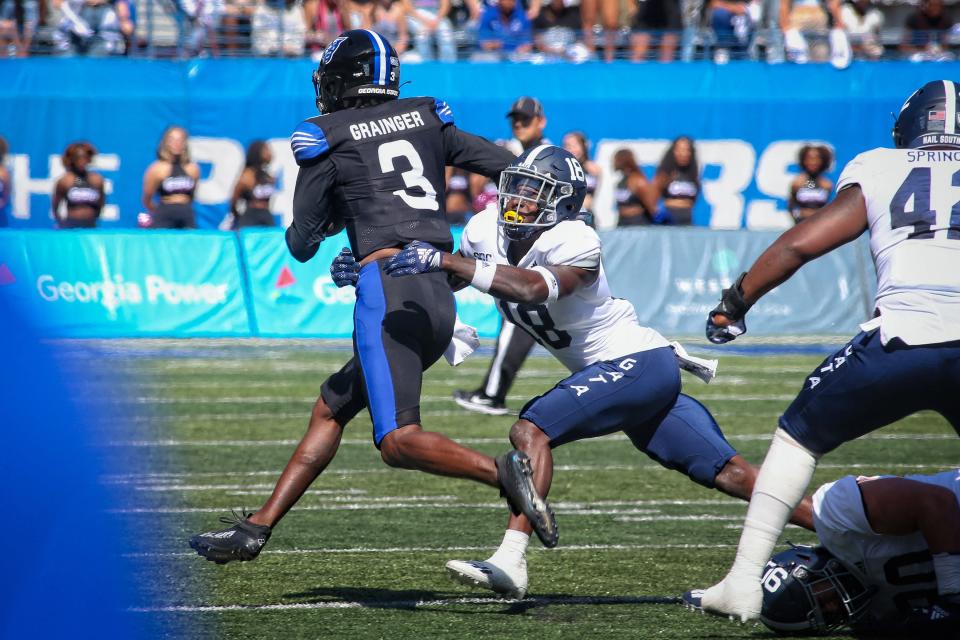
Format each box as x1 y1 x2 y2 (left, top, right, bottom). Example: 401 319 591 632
533 0 587 61
612 148 656 226
230 140 276 228
630 0 682 62
445 166 472 224
0 136 10 226
562 130 600 212
52 0 125 55
52 141 104 229
113 0 136 53
304 0 344 52
505 95 548 154
141 126 199 229
221 0 256 51
407 0 457 60
0 0 38 56
840 0 882 60
343 0 377 28
372 0 411 56
447 0 480 52
780 0 851 66
788 143 832 223
901 0 955 61
473 0 533 60
176 0 223 55
650 135 699 225
252 0 307 56
581 0 617 61
707 0 754 61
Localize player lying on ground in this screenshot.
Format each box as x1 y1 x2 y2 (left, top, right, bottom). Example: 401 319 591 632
689 470 960 637
365 145 815 598
188 29 557 565
687 79 960 621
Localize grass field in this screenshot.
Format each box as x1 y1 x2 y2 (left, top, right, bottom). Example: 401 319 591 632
83 339 960 639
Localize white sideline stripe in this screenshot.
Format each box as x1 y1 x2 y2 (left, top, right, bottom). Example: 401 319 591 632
103 461 956 485
131 593 683 613
134 485 369 493
614 515 743 523
106 433 959 447
126 542 734 559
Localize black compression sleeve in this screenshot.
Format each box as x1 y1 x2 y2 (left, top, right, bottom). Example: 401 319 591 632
287 156 338 263
441 125 516 180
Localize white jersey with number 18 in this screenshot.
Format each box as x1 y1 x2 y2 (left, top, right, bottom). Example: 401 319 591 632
837 148 960 345
458 209 669 372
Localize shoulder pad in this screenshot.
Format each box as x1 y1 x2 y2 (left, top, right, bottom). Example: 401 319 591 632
290 119 330 165
541 221 601 269
434 99 455 125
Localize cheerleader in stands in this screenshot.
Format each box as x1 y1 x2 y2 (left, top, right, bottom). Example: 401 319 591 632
788 144 833 223
141 126 200 229
650 135 700 225
52 141 105 229
231 140 276 228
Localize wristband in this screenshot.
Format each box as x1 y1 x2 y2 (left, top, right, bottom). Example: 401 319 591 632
532 266 560 303
470 260 496 292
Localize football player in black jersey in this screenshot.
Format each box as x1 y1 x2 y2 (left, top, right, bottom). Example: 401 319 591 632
189 29 559 564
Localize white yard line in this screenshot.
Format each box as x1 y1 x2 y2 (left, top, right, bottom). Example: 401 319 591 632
131 593 685 613
126 542 735 560
105 433 959 447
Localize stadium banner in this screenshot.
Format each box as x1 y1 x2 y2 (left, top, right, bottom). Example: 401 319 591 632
600 227 874 336
241 228 502 338
0 230 251 337
1 59 953 230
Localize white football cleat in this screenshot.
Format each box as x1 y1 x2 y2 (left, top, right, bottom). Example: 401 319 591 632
445 557 528 599
699 576 762 622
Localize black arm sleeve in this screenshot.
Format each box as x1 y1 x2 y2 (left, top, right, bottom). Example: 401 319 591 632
441 125 516 180
286 156 339 263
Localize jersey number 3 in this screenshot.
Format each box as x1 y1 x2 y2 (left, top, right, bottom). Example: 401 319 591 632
890 167 960 239
378 140 439 211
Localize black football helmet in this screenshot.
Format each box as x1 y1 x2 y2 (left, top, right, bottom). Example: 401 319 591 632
313 30 400 114
760 545 873 634
893 80 960 150
498 145 588 242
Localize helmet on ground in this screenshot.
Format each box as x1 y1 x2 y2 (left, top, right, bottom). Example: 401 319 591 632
893 80 960 150
313 30 400 114
498 145 588 242
760 544 873 634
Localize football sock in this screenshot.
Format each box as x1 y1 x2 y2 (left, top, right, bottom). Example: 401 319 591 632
727 428 819 585
491 529 529 564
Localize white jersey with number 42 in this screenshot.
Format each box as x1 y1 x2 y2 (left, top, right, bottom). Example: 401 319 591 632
837 148 960 345
458 209 669 372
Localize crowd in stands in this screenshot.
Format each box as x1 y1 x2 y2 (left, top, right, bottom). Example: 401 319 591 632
0 95 836 228
0 0 957 60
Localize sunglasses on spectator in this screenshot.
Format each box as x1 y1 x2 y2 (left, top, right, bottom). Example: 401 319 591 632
511 116 535 127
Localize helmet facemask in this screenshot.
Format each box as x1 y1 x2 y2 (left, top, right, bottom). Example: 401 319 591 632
497 165 573 242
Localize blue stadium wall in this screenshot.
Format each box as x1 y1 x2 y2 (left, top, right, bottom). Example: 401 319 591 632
1 59 955 229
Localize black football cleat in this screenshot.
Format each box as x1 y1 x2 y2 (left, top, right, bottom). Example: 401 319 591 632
189 511 272 564
495 450 558 548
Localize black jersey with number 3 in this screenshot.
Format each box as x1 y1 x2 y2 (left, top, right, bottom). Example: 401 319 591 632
286 96 514 262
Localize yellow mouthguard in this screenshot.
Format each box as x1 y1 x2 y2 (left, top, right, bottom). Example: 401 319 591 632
503 210 526 223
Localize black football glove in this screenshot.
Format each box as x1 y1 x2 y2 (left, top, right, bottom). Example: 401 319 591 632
706 272 751 344
330 247 360 288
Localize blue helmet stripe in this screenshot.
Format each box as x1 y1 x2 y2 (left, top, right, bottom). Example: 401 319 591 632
364 30 388 86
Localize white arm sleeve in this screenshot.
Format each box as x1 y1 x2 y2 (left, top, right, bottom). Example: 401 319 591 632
813 475 878 546
836 151 870 193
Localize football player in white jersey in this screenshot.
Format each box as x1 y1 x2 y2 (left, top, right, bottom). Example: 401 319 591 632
685 80 960 621
383 144 814 598
757 469 960 636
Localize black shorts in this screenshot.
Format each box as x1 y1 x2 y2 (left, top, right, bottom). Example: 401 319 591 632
236 207 275 228
320 259 455 446
632 0 682 31
153 202 196 229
